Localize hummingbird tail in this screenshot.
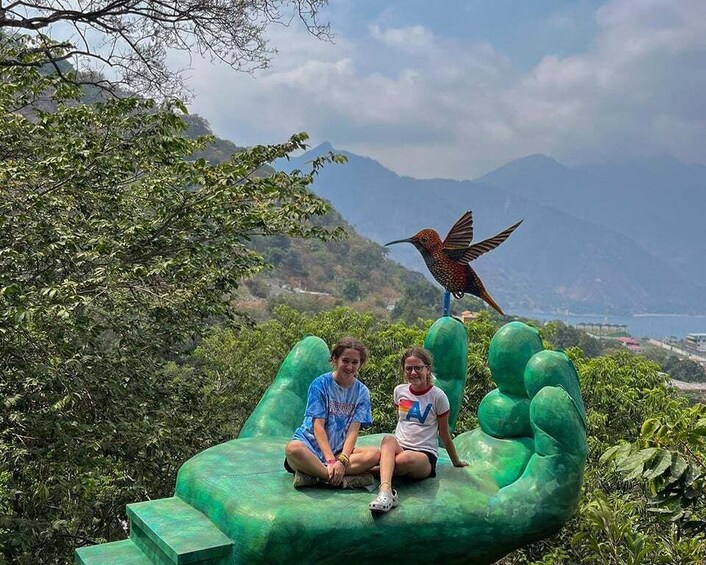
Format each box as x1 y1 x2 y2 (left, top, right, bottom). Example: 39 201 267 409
468 268 505 315
478 287 505 316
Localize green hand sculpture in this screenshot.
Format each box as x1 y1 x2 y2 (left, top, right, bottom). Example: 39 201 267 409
173 318 587 565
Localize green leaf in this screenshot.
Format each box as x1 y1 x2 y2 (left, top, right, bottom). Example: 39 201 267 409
640 418 661 438
666 454 689 485
642 449 672 481
617 447 659 474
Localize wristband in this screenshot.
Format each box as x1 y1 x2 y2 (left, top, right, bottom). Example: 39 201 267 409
337 453 350 467
326 459 337 465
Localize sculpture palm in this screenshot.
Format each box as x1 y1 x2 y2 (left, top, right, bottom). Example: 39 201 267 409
171 317 587 564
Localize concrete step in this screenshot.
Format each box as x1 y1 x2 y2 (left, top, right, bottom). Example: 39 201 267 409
126 497 232 564
75 539 152 564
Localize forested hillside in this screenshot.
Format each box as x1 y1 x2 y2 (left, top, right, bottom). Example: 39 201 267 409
183 117 489 323
242 208 488 323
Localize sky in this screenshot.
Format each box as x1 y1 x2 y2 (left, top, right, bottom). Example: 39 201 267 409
179 0 706 180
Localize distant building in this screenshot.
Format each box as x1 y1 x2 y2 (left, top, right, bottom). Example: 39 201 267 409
685 333 706 352
459 310 478 323
616 336 641 353
575 322 628 336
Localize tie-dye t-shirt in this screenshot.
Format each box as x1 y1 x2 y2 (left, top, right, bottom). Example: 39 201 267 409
394 384 450 456
292 372 373 463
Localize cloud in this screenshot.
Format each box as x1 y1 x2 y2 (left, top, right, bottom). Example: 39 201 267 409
369 24 434 51
505 0 706 165
184 0 706 179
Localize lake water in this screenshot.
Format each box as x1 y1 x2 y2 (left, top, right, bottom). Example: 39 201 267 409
509 310 706 340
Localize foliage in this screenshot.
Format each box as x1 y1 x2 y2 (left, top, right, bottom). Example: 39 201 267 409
0 0 330 97
662 356 706 383
0 57 342 562
541 320 605 357
602 404 706 537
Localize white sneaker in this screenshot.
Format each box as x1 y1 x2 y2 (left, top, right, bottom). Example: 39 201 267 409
368 489 399 513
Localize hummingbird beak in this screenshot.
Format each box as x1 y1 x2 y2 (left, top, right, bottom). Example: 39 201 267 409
384 238 414 246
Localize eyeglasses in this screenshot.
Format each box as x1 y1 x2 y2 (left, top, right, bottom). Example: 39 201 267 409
404 365 428 373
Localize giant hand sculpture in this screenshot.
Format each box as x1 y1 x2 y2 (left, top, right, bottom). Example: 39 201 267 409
171 318 587 565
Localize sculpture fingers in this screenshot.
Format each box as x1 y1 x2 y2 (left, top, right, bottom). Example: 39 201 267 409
424 316 468 432
485 350 587 543
490 386 587 539
524 349 587 430
454 321 542 488
238 336 331 439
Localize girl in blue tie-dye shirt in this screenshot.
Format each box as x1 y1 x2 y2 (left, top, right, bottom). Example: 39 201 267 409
285 337 380 488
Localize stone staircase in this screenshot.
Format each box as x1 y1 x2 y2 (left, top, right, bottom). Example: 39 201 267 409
75 497 232 564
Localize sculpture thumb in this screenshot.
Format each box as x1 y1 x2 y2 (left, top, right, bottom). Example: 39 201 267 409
424 316 468 433
238 336 331 439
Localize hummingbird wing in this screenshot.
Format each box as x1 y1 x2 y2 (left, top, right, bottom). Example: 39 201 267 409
459 219 523 263
442 211 474 249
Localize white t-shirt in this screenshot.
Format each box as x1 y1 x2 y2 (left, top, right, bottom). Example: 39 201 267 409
394 384 450 456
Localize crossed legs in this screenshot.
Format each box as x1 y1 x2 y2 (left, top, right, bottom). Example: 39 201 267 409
285 440 380 481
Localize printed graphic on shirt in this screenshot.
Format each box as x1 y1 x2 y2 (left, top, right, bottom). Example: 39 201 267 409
393 384 450 456
328 399 358 417
398 398 432 423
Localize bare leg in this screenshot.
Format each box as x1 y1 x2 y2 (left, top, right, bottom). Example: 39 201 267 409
346 446 380 475
285 440 328 480
378 435 403 493
393 450 432 480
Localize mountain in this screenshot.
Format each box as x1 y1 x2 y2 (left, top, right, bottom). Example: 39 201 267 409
279 144 706 315
476 154 706 285
186 124 487 321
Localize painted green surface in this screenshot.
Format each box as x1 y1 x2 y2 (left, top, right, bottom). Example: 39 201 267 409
174 318 587 564
75 540 153 564
424 316 468 432
238 335 332 439
75 318 587 564
127 497 232 564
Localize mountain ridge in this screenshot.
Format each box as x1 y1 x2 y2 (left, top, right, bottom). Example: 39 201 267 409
281 143 706 315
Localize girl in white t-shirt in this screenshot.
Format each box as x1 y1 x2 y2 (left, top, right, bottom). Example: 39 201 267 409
369 347 467 514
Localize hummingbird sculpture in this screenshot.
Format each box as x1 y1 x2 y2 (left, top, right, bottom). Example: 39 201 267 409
385 211 522 315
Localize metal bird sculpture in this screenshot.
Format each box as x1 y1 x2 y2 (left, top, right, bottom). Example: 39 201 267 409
385 211 522 315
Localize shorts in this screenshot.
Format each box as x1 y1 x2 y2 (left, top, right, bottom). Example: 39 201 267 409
402 448 438 478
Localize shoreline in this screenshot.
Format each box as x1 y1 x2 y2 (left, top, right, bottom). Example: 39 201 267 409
512 310 706 319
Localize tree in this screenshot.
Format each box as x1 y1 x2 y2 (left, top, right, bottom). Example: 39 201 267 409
541 320 603 358
392 276 441 324
0 0 330 97
0 58 342 562
663 357 706 383
341 278 361 301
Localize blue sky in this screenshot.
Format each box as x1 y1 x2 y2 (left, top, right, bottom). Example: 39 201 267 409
182 0 706 179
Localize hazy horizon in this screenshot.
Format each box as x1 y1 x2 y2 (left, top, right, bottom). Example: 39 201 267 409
176 0 706 180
